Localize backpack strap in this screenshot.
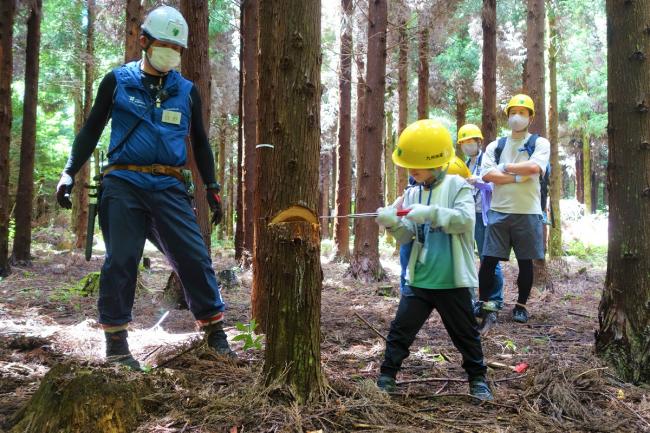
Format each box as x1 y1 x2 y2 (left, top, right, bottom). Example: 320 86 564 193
495 137 508 164
523 133 539 157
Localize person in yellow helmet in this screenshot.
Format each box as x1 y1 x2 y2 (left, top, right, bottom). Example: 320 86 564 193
477 94 550 331
373 119 492 401
457 124 505 316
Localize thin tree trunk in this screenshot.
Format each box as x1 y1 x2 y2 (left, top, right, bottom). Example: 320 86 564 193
180 0 211 249
456 90 467 154
255 0 324 402
523 0 547 137
234 5 244 261
576 143 584 203
349 0 387 282
417 15 429 120
12 0 42 263
481 0 497 145
384 106 395 245
241 0 258 260
333 0 353 261
0 0 14 276
124 0 142 63
582 132 592 215
596 0 650 383
396 12 408 193
547 1 562 258
523 0 547 286
318 152 331 238
218 117 227 239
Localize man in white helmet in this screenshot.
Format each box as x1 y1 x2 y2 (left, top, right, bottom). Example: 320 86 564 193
55 6 234 369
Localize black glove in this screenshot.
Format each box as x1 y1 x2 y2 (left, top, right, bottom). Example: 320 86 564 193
206 187 223 226
56 172 74 209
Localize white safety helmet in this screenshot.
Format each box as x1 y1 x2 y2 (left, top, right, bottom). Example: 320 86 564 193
141 6 188 49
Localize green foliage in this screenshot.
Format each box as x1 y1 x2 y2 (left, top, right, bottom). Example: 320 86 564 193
232 320 264 351
565 240 607 266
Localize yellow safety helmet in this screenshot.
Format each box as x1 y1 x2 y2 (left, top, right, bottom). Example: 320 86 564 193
444 155 471 179
505 94 535 116
457 123 483 143
393 119 455 169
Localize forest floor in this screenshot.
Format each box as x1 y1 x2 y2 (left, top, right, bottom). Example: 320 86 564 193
1 220 649 432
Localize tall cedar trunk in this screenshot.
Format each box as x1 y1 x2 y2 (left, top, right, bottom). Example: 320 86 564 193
318 152 331 238
396 15 408 193
255 0 324 402
523 0 546 137
523 0 547 286
180 0 211 248
417 16 429 120
333 0 352 261
582 132 592 215
75 0 95 250
124 0 142 63
234 7 244 261
71 0 90 250
218 117 227 239
349 0 387 282
12 0 42 263
0 0 15 276
329 146 337 235
481 0 497 145
575 144 584 202
242 0 258 259
596 0 650 382
591 170 599 213
547 3 562 258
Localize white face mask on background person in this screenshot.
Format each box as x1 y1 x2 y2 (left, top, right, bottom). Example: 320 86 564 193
148 46 181 72
461 142 479 157
508 114 530 132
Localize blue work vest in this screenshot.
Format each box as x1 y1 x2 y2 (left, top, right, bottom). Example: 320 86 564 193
106 61 193 191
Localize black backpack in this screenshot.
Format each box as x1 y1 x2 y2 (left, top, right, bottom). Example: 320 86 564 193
495 134 551 214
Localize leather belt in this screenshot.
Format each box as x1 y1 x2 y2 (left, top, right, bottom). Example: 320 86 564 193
103 164 185 183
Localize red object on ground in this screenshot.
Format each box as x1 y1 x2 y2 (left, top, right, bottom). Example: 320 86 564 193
514 362 529 373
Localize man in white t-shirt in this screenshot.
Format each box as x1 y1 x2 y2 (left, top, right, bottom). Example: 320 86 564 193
477 94 550 332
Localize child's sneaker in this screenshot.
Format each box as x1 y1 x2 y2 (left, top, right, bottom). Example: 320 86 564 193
512 304 529 323
469 376 493 401
376 374 397 392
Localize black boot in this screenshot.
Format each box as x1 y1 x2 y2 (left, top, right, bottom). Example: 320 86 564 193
105 330 142 370
203 322 237 359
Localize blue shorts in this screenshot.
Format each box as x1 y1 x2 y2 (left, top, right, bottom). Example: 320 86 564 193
482 210 544 260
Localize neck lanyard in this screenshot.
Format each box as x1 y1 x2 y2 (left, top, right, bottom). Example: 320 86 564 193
470 150 482 176
416 186 434 242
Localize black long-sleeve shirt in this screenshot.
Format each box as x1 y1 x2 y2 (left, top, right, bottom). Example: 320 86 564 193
64 69 217 185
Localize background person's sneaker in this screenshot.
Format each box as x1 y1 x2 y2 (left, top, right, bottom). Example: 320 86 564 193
512 305 529 323
376 374 397 392
469 377 493 401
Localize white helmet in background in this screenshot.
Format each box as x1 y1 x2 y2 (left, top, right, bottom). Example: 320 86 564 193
141 6 188 48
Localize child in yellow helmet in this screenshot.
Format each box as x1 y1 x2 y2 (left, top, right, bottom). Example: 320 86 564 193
374 119 493 401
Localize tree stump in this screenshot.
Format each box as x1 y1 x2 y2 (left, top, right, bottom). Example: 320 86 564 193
10 362 150 433
162 272 188 310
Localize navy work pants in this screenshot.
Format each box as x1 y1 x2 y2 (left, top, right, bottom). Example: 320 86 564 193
97 176 225 326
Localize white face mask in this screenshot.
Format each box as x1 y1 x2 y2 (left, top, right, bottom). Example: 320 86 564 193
461 142 479 157
148 46 181 73
508 114 529 132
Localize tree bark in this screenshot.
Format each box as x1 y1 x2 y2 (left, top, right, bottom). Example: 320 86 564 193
456 89 467 154
255 0 324 402
124 0 142 63
333 0 352 261
217 116 228 240
241 0 258 260
481 0 497 145
523 0 546 137
596 0 650 383
384 105 396 245
235 9 244 261
0 0 15 276
547 2 562 258
180 0 212 249
417 14 429 120
228 153 236 239
318 152 331 238
582 132 592 215
349 0 387 282
396 13 409 193
12 0 42 263
575 142 584 203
